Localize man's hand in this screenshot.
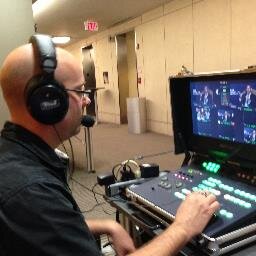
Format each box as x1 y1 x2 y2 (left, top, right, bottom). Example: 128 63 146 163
107 221 136 256
86 219 135 256
173 191 220 240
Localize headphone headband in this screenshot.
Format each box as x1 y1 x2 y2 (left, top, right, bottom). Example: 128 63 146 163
25 34 69 125
29 34 57 74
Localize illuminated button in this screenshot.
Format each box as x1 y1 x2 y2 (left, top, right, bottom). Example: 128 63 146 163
202 180 216 187
202 162 207 168
220 209 227 215
226 212 234 219
249 194 256 201
181 188 191 195
233 197 241 204
192 187 199 192
224 194 231 200
244 202 252 208
188 169 193 174
198 184 208 190
219 209 234 219
240 191 246 197
234 189 241 195
208 177 222 185
209 188 221 196
174 192 186 200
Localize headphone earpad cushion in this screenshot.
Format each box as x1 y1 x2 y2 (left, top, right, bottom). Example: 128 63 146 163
26 75 69 125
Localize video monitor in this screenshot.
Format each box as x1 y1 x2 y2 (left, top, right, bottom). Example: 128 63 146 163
170 70 256 164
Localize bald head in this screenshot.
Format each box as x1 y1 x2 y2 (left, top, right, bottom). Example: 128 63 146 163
0 43 83 122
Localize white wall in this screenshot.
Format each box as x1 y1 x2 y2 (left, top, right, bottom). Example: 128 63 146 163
0 0 34 128
65 0 256 135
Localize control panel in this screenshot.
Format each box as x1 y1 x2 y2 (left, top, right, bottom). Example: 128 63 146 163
127 165 256 238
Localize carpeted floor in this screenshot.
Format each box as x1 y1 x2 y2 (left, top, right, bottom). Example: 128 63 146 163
63 123 185 254
64 123 185 219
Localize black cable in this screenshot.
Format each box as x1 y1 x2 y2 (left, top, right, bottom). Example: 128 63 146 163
68 138 75 177
92 183 116 216
52 125 73 193
53 125 68 154
71 177 104 196
80 202 106 213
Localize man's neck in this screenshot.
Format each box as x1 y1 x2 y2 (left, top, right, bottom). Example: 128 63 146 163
10 118 60 149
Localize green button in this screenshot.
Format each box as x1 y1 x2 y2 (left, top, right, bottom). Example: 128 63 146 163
226 212 234 219
244 202 252 208
220 209 227 215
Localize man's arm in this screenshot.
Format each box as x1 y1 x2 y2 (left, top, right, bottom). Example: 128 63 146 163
86 219 136 256
87 192 219 256
128 192 219 256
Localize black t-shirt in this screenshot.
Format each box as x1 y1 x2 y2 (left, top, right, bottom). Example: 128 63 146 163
0 122 101 256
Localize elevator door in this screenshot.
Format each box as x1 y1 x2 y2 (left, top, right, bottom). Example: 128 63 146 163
82 45 96 116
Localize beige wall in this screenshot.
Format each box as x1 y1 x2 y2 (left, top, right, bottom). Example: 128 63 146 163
0 0 34 128
65 0 256 135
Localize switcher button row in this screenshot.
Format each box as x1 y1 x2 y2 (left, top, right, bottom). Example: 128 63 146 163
219 209 234 219
224 194 252 208
234 189 256 201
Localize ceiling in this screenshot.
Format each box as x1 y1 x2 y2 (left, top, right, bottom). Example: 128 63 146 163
32 0 172 46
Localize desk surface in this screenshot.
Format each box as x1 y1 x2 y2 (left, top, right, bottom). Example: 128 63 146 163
107 196 256 256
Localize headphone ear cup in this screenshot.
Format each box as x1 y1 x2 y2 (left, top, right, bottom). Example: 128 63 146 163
26 75 69 125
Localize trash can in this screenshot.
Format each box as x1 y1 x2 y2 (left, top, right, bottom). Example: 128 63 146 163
127 97 146 134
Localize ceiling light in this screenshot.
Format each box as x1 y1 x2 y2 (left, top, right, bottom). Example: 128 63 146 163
32 0 54 15
52 36 71 44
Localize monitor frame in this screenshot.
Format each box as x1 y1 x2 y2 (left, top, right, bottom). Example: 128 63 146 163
169 70 256 166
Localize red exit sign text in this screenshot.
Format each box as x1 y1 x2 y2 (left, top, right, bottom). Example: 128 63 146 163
84 20 98 31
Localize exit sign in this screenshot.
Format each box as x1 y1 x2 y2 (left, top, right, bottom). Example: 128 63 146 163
84 20 98 31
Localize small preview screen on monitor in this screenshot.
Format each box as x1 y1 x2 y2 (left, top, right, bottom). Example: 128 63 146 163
190 79 256 145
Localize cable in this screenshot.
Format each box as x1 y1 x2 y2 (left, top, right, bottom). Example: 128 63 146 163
52 125 74 193
80 202 106 213
92 183 116 215
133 149 173 161
53 125 68 154
67 138 75 177
71 177 129 216
71 177 104 196
73 135 85 145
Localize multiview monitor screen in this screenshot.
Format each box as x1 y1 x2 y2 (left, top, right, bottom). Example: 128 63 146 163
190 79 256 145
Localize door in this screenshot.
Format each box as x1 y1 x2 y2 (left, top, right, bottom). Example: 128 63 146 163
82 45 96 116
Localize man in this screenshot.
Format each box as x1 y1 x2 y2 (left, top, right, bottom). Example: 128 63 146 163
0 37 219 256
250 130 256 144
200 85 213 106
240 84 256 108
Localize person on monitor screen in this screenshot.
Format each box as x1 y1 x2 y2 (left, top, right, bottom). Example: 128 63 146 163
223 110 230 123
250 130 256 144
200 85 213 106
239 84 256 108
0 35 220 256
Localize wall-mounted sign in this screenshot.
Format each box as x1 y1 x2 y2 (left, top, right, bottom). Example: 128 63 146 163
84 20 98 31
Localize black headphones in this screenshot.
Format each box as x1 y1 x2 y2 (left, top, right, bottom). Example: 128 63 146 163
25 34 69 125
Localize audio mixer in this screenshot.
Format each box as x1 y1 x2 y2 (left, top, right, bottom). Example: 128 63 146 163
126 163 256 255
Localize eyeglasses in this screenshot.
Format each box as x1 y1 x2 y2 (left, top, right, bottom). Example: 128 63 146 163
65 83 89 98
